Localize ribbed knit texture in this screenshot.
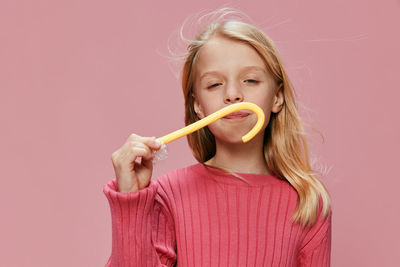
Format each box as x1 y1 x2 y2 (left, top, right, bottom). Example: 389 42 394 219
103 163 332 267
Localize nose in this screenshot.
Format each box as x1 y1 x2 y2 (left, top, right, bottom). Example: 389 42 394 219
224 83 243 104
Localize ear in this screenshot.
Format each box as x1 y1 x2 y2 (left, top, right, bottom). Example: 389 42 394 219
193 94 205 119
271 84 284 113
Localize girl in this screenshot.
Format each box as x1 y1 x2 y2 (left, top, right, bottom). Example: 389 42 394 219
103 8 332 267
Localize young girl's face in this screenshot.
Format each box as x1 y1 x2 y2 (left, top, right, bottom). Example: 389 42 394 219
193 36 283 144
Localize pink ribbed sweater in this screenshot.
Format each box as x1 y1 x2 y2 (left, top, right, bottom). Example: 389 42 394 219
103 163 332 267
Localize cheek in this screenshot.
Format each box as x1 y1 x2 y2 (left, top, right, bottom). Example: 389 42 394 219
247 94 270 111
202 105 216 116
257 91 275 112
262 101 273 114
197 96 219 116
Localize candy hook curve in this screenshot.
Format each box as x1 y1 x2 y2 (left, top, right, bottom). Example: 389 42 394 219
157 102 265 145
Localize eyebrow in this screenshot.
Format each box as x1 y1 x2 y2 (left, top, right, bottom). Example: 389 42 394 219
199 66 267 81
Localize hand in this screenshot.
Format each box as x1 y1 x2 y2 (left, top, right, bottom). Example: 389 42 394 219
111 134 161 193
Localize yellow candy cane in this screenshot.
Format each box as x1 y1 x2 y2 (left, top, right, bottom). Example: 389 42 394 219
156 102 265 145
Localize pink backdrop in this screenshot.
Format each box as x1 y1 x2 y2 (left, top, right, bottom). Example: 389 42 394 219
1 0 399 266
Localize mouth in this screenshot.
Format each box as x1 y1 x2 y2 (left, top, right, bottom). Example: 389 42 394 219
223 111 250 119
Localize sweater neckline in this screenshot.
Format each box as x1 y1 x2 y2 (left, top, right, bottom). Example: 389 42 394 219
191 162 283 186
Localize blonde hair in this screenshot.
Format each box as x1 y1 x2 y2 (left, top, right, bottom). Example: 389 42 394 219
179 8 331 228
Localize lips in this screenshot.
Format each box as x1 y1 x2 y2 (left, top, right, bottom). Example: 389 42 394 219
223 111 250 119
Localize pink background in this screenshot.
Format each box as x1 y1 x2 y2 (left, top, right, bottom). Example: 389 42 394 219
1 0 399 266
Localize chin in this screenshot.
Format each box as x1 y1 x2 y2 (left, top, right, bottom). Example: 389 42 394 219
214 133 247 144
208 122 259 144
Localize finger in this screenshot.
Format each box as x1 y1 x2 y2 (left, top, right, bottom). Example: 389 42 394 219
130 135 162 151
130 143 154 161
142 137 162 151
141 154 154 170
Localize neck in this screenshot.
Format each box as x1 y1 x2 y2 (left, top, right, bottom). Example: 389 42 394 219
205 133 271 175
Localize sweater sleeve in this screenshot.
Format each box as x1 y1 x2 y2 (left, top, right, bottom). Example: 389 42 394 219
103 178 177 267
298 200 332 267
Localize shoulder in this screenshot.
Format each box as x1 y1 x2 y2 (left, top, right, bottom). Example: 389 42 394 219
151 162 202 201
274 177 301 202
153 163 201 188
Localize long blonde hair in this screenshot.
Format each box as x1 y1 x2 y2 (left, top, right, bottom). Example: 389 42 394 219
179 8 331 228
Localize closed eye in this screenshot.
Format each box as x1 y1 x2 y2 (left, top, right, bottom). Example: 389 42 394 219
245 79 259 84
207 83 222 89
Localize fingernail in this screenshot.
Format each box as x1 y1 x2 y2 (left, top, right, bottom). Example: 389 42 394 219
153 140 162 147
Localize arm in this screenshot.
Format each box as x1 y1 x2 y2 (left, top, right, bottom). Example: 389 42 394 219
298 202 332 266
103 178 177 267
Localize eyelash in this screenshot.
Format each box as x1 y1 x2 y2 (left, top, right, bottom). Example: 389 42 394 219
245 79 259 84
207 83 222 89
206 80 259 89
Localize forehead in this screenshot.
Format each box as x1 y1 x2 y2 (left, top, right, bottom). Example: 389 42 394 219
195 36 267 74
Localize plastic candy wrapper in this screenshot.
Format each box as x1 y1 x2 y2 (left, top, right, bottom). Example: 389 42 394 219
152 141 168 163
